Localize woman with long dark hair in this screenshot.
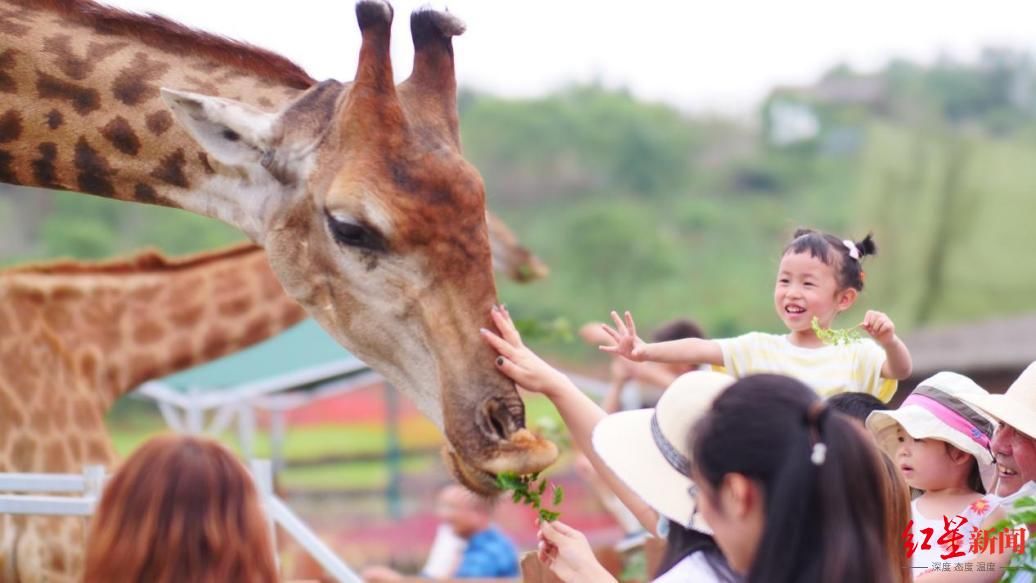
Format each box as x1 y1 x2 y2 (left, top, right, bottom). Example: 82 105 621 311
691 374 894 583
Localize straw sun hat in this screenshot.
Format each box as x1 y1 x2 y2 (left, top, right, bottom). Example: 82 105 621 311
591 370 735 529
958 362 1036 441
866 372 997 492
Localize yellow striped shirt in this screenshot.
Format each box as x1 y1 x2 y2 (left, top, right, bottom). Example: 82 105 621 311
715 332 897 402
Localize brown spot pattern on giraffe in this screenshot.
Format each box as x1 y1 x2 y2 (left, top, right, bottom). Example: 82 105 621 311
0 150 17 184
41 35 127 81
37 71 101 115
242 317 271 345
0 389 25 427
170 304 204 327
46 109 63 129
184 75 219 95
149 148 189 188
11 436 36 468
130 354 160 384
42 305 71 330
0 49 18 94
86 440 108 463
198 152 215 174
128 284 161 303
132 320 164 344
0 109 22 143
78 352 98 380
202 328 229 360
134 183 160 204
32 143 63 188
72 399 95 430
74 137 117 197
44 441 68 473
218 296 252 317
30 409 52 434
190 60 221 73
169 340 195 371
0 15 29 37
111 52 170 106
145 110 173 135
99 116 141 156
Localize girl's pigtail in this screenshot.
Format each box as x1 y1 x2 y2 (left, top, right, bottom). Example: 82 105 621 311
855 233 878 259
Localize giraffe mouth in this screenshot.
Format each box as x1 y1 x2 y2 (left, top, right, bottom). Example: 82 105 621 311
442 428 559 495
442 448 501 495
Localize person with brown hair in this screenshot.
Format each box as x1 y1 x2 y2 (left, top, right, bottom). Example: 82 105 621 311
879 452 913 583
84 434 278 583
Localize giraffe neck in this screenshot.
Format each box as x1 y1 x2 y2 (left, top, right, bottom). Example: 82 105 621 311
0 244 306 410
0 1 313 232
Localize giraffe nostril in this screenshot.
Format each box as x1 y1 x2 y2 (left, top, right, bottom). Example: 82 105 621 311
476 397 519 442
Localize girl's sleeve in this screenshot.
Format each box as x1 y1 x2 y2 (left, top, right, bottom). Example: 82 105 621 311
856 340 897 402
714 333 760 379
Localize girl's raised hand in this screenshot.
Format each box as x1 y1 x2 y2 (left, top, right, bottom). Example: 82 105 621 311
598 310 648 362
860 310 897 346
480 305 569 398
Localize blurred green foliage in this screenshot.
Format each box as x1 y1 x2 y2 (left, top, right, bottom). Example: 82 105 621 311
3 50 1035 360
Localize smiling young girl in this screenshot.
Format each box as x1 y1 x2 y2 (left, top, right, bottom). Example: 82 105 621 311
601 228 913 401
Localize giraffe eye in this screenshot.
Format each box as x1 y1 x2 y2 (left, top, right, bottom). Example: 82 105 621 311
326 215 386 252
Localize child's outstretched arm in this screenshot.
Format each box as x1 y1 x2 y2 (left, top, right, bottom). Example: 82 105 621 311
479 306 660 535
861 310 913 380
599 310 724 367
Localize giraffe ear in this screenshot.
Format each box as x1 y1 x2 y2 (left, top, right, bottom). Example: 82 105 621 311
160 88 276 167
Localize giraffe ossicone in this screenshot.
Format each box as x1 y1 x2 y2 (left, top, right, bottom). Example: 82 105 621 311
0 0 557 500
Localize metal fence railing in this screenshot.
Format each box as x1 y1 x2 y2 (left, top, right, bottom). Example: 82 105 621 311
0 460 361 583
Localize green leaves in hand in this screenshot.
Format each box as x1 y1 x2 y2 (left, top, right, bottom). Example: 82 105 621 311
496 472 563 522
811 316 862 346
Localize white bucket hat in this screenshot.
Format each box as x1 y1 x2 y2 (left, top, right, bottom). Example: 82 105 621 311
959 361 1036 440
866 372 997 492
591 370 735 529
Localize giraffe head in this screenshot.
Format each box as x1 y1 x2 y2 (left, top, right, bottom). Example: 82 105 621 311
159 1 556 493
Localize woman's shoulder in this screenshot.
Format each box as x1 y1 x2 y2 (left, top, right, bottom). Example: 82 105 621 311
653 551 732 583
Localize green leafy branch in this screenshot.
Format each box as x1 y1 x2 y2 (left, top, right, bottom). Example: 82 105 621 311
811 316 863 346
512 317 574 343
990 496 1036 576
496 472 564 523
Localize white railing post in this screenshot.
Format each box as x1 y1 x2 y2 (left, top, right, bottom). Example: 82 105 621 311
250 458 278 571
83 464 105 513
3 462 359 583
0 465 107 516
248 458 360 583
267 497 362 583
238 404 256 460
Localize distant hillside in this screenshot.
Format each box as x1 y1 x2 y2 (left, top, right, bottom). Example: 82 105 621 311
857 123 1036 329
4 50 1036 359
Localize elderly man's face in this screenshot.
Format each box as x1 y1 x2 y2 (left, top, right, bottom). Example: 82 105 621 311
990 424 1036 496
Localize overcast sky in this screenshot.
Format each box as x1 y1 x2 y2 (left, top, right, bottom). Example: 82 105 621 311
104 0 1036 116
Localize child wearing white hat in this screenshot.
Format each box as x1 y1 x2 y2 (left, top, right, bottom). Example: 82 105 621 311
866 372 997 573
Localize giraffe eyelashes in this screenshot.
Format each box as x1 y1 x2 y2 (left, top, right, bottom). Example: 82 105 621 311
326 215 387 253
